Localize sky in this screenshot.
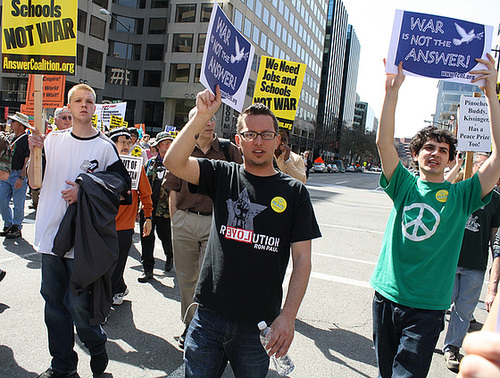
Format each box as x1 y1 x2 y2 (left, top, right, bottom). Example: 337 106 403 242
341 0 500 137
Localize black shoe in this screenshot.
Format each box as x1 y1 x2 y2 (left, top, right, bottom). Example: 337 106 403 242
0 269 5 282
137 271 153 283
178 325 189 350
5 225 21 239
164 258 173 272
90 349 108 376
0 226 11 236
37 368 78 378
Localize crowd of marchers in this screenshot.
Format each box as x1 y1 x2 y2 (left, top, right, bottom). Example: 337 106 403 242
1 54 500 378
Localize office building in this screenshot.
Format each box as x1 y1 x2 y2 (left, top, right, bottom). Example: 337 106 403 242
338 24 360 130
316 0 348 159
0 0 327 145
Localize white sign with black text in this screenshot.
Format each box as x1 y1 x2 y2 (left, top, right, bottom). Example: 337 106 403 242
120 155 142 191
457 95 491 152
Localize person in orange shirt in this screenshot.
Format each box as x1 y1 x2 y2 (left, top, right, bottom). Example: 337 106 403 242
109 127 153 305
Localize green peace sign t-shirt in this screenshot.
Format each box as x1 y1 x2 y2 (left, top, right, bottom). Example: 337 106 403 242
370 163 490 310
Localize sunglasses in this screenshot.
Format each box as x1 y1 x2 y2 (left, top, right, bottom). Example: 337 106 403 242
59 116 72 121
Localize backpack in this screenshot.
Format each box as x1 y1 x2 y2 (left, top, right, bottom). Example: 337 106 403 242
0 132 12 175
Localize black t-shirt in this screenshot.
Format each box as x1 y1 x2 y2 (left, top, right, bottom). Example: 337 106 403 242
458 189 500 271
190 159 321 324
10 133 29 171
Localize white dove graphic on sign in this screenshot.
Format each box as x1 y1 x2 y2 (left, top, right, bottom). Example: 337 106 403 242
231 37 249 63
453 22 484 46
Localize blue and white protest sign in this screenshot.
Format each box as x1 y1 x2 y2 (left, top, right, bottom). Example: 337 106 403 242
387 10 493 84
200 2 255 112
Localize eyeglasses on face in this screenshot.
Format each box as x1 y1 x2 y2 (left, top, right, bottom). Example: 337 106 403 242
60 116 72 121
116 140 132 147
238 131 277 141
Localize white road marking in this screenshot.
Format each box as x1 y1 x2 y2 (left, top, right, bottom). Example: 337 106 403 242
313 252 377 265
318 223 385 235
311 271 371 288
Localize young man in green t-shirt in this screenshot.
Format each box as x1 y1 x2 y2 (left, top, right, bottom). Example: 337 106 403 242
371 54 500 377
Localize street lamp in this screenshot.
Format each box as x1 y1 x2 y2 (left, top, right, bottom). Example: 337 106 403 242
100 8 130 102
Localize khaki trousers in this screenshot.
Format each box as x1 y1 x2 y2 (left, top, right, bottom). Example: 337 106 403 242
171 209 211 325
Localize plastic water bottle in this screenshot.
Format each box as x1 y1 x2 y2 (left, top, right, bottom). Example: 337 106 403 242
258 321 295 376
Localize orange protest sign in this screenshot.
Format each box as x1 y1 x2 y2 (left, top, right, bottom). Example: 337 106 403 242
26 74 65 108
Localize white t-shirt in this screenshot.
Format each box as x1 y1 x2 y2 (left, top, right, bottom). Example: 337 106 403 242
34 129 120 257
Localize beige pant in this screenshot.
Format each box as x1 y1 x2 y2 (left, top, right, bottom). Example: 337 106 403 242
171 209 211 325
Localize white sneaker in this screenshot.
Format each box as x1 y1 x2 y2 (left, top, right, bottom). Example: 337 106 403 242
112 288 129 305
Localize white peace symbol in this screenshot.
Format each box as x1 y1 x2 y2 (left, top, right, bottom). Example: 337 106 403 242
401 203 440 242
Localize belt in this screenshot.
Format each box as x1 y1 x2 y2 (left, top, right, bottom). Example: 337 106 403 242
186 208 212 216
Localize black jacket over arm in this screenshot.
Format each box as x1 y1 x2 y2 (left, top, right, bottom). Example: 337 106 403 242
52 171 128 326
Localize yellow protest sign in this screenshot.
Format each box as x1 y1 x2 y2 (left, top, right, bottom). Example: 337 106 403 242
91 114 98 127
253 56 306 130
122 121 128 128
2 0 77 75
109 115 124 129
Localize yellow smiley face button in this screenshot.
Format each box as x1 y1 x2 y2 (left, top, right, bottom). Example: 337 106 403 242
271 197 287 213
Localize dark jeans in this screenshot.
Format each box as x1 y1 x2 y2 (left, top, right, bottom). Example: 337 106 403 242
41 254 107 373
372 291 444 378
139 212 172 272
111 229 134 295
185 306 269 378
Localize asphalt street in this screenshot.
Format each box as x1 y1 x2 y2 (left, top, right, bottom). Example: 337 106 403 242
0 171 490 377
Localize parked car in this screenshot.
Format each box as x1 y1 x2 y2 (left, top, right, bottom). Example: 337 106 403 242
333 160 345 173
346 165 356 172
330 164 340 173
313 162 328 173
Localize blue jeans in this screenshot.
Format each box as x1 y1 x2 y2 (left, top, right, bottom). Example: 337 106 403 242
184 306 270 378
0 169 27 228
40 254 107 373
372 292 445 378
444 267 485 349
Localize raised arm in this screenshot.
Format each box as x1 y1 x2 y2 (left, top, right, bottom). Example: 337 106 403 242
377 61 405 182
163 86 222 185
471 54 500 198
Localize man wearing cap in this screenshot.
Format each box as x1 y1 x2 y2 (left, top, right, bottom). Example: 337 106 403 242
164 110 242 349
0 112 30 239
137 131 175 282
53 107 73 131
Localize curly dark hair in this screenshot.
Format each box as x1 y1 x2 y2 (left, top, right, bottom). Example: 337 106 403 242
409 126 457 167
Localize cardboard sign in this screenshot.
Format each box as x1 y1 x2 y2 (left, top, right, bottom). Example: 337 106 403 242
387 10 493 84
120 155 141 190
457 95 491 151
94 103 127 131
253 56 306 130
200 1 254 112
2 0 78 75
26 74 65 107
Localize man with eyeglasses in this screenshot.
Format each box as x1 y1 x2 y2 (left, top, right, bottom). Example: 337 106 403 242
164 86 321 377
164 108 242 349
54 107 73 131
